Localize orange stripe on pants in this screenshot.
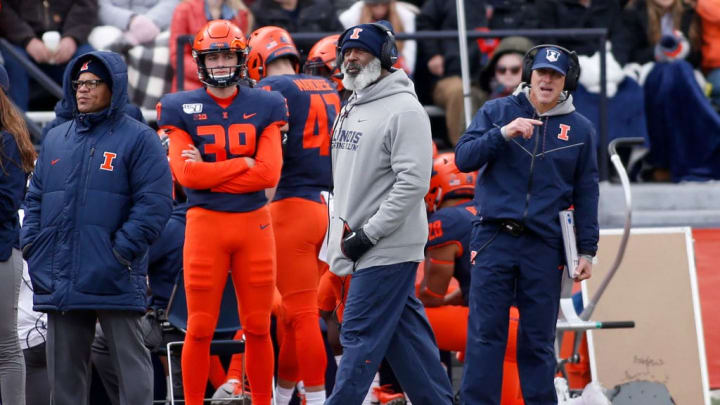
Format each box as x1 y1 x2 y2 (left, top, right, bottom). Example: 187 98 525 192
181 207 276 405
271 197 328 387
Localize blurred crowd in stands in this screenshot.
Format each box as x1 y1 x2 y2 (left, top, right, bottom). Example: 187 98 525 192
0 0 719 183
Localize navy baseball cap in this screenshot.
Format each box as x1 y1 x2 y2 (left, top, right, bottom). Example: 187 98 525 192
75 57 113 88
0 64 9 92
532 46 569 76
340 21 393 60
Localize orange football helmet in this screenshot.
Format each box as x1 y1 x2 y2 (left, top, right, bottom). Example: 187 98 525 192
303 34 343 91
425 153 477 213
246 26 300 81
192 20 248 87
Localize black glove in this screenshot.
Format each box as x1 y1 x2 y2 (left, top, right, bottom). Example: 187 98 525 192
341 227 375 262
21 243 34 260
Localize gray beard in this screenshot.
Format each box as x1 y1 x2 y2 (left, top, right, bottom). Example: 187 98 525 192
341 57 382 91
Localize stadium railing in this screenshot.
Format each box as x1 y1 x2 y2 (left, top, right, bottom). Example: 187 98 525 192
8 28 609 178
176 28 611 179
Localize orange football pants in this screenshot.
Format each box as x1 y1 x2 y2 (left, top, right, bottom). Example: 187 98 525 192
270 197 328 387
225 288 284 382
182 206 276 405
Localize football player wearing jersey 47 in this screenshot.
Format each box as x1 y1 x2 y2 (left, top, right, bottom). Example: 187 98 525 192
246 26 340 405
157 20 288 405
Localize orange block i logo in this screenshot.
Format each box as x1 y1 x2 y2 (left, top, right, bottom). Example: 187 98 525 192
100 152 117 171
557 124 571 141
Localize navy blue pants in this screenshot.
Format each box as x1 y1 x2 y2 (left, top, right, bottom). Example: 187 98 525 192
327 262 454 405
461 225 563 405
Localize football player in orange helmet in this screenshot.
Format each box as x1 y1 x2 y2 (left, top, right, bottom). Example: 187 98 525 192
157 20 288 405
420 152 476 360
424 153 476 215
191 19 249 89
246 26 301 82
421 154 539 405
247 26 340 405
303 34 345 92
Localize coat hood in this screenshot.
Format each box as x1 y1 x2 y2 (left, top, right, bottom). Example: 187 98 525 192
63 51 129 125
513 83 575 117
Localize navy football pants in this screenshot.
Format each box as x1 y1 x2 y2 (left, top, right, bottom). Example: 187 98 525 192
327 262 454 405
461 226 564 405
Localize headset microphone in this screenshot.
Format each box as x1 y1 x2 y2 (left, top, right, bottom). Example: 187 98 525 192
333 72 344 80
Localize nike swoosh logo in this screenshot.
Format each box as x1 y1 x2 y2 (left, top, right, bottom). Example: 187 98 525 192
243 113 257 119
358 119 367 122
260 224 270 230
51 159 60 165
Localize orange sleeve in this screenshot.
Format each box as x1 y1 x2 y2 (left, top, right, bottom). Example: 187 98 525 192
164 125 250 190
318 271 339 312
210 122 284 194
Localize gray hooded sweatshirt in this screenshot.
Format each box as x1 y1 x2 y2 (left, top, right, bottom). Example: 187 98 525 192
328 69 433 276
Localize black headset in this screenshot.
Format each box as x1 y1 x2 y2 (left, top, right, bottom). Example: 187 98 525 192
522 44 581 92
336 22 398 71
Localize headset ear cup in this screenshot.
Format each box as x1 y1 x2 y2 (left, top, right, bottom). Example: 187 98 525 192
564 51 580 91
336 27 351 71
381 40 398 70
369 22 397 70
389 41 398 68
521 49 535 83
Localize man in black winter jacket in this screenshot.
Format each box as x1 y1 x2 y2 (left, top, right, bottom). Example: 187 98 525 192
0 0 97 111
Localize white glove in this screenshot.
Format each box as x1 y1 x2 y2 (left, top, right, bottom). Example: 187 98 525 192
211 379 250 404
125 14 160 45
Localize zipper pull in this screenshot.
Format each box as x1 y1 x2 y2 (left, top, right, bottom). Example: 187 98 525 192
90 147 95 157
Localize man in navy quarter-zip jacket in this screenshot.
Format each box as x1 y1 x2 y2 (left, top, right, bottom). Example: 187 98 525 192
20 50 173 405
455 45 599 405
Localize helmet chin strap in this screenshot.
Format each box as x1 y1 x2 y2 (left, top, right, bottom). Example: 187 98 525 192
196 49 247 87
208 67 234 80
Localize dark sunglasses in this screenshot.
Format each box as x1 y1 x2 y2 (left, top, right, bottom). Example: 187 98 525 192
495 65 521 75
72 79 104 90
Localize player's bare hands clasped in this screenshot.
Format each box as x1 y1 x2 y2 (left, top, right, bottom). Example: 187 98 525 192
573 257 592 282
503 118 543 139
182 144 255 167
182 144 203 162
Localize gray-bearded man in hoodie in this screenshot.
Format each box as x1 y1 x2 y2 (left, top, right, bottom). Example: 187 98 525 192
325 21 454 405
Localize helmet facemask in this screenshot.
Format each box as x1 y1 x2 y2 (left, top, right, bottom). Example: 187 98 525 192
193 47 248 88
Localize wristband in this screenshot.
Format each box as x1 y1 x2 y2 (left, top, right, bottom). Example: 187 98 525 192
422 287 445 299
429 257 454 265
